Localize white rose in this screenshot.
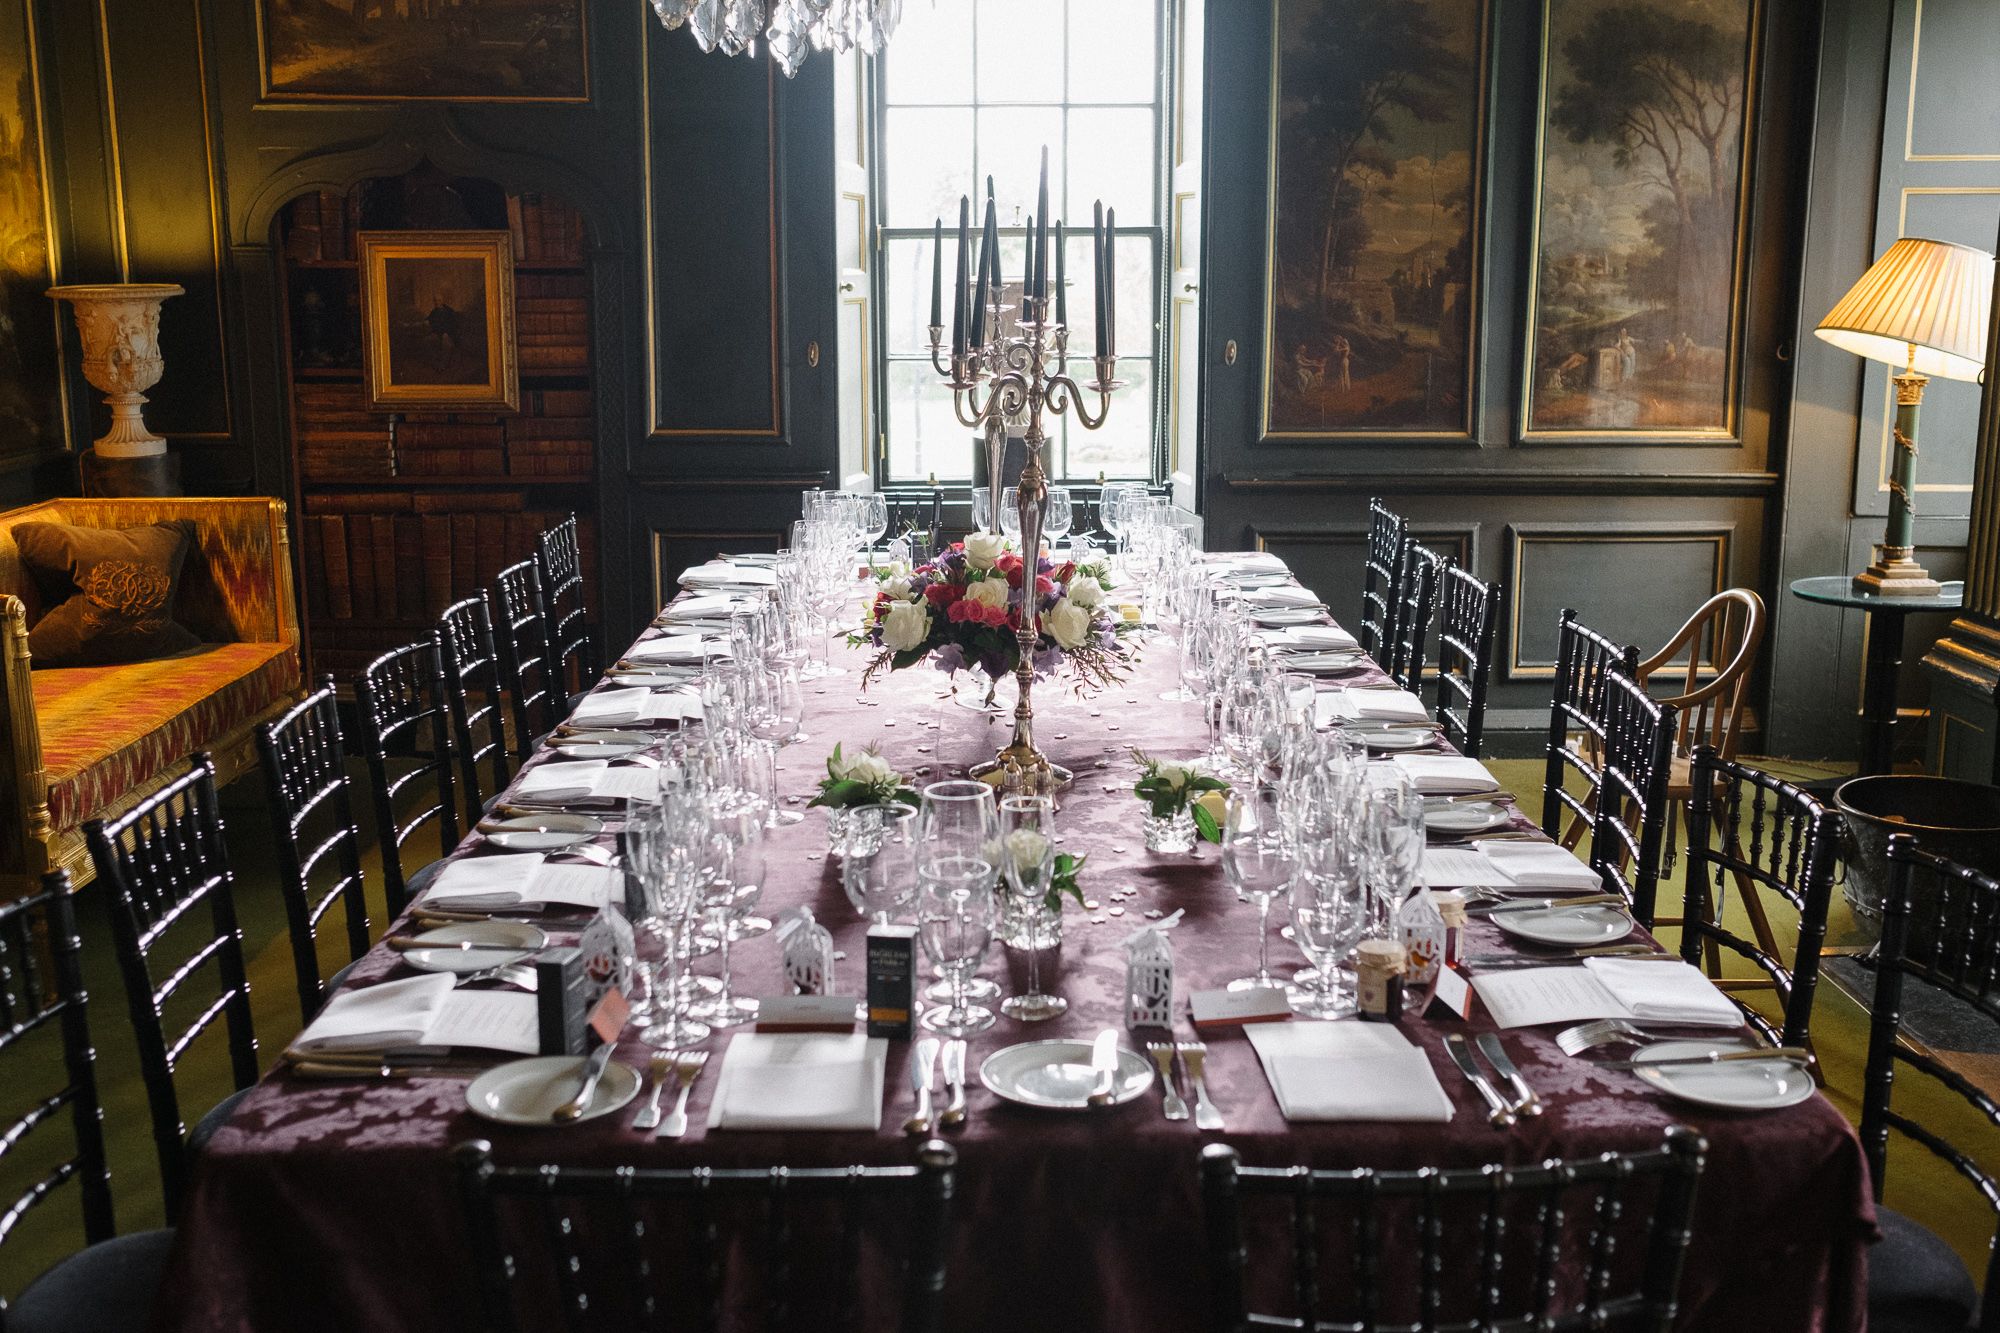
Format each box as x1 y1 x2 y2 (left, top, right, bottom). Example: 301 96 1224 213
1155 761 1193 791
963 531 1005 569
846 752 898 787
881 600 931 652
884 575 914 601
1046 597 1092 650
1004 828 1051 875
964 577 1011 611
1066 574 1104 609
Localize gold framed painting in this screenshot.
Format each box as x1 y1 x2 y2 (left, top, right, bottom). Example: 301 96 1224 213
358 231 518 413
1519 0 1762 443
256 1 588 103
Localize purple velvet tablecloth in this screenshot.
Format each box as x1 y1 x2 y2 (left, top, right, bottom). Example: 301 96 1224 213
155 611 1873 1332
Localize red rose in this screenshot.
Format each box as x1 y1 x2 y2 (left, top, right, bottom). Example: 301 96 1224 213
948 601 978 624
1036 575 1055 598
924 583 956 607
1053 561 1076 583
996 552 1023 573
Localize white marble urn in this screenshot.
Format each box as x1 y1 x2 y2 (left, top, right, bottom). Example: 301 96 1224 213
46 283 184 459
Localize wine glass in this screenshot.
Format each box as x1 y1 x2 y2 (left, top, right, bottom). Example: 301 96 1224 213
858 492 889 567
999 486 1023 540
1042 487 1073 549
1360 779 1426 932
998 795 1066 1022
916 852 999 1037
841 803 919 924
1289 838 1371 1018
1222 786 1299 992
971 486 993 534
690 811 764 1027
916 780 1002 1003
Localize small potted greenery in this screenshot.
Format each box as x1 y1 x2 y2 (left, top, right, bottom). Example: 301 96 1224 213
807 743 919 857
1132 751 1230 853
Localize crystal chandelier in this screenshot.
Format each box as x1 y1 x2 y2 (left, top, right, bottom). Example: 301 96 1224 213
650 0 904 78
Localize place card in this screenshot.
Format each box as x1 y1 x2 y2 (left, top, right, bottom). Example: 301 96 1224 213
1431 963 1475 1020
1190 986 1293 1029
755 995 863 1033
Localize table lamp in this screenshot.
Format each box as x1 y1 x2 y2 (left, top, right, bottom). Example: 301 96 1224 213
1816 236 1995 595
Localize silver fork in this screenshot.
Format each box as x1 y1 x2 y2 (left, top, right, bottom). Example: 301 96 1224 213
657 1051 709 1138
1554 1018 1681 1058
1146 1042 1189 1121
1176 1042 1224 1131
631 1053 675 1130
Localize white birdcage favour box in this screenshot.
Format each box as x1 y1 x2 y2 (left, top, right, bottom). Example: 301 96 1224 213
1123 910 1182 1029
779 906 836 995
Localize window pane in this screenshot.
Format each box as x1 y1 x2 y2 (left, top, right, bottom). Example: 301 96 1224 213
976 108 1065 220
884 237 941 356
885 360 976 481
1058 230 1155 359
1067 0 1157 104
883 107 975 226
1067 107 1156 226
881 0 973 105
977 0 1065 103
1061 359 1153 480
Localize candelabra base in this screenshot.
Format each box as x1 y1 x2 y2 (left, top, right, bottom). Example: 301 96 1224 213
969 744 1073 794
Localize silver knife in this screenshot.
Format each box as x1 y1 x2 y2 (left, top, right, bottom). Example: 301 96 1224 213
903 1038 940 1135
1475 1033 1543 1118
552 1043 617 1123
1444 1034 1516 1128
1086 1029 1121 1107
940 1039 968 1129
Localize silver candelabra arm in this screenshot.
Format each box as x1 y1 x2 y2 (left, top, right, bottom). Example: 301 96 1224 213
1044 355 1122 431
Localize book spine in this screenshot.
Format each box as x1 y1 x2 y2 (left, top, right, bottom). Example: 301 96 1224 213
422 515 453 618
321 516 352 620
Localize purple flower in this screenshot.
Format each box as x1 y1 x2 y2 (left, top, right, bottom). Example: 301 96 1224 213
932 643 965 674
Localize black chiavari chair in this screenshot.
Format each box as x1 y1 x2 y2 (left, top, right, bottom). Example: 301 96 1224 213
493 558 560 759
1543 609 1640 851
1860 837 2000 1333
535 513 598 699
257 676 371 1024
0 870 174 1332
1587 666 1678 927
354 639 461 919
1679 749 1837 1049
1433 564 1502 758
1199 1130 1707 1333
1386 542 1446 695
452 1138 958 1333
439 592 514 821
1359 497 1408 663
82 756 258 1222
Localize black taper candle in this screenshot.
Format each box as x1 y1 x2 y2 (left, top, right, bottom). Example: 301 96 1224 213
971 200 992 350
1035 146 1050 304
952 195 970 358
1092 201 1106 356
930 218 943 333
1054 219 1067 328
1105 206 1117 358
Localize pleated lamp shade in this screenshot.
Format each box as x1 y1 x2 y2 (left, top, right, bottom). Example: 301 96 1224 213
1816 236 1995 382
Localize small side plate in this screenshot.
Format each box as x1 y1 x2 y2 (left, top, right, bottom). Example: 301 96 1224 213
978 1039 1154 1110
481 812 604 851
1630 1040 1816 1112
466 1056 642 1126
1426 801 1511 835
401 921 548 974
1493 903 1634 947
1250 607 1323 627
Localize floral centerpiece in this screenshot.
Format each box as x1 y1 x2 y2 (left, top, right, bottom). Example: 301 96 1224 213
855 531 1126 691
1132 752 1230 853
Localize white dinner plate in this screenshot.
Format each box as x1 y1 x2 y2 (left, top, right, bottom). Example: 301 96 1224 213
550 731 654 761
1220 571 1294 588
1630 1039 1816 1112
466 1055 642 1127
1426 801 1512 835
401 921 547 974
1250 607 1323 627
1284 651 1369 675
979 1040 1155 1110
1492 903 1635 947
480 812 604 851
1360 729 1438 753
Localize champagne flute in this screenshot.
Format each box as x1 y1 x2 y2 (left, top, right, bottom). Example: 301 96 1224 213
998 795 1066 1022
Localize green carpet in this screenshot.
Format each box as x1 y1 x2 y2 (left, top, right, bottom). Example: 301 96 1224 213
0 758 1990 1304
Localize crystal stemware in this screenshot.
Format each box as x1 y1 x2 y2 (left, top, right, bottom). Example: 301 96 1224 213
1222 785 1299 993
998 795 1066 1022
1289 839 1370 1019
916 853 999 1037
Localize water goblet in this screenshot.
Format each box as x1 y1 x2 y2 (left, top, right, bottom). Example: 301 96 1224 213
1222 785 1299 992
998 795 1066 1022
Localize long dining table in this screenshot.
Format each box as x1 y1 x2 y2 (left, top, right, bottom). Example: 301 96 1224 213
157 554 1875 1332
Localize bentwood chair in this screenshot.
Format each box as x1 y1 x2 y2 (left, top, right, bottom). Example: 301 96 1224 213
257 676 371 1025
1358 498 1408 663
0 871 174 1333
453 1138 958 1333
1386 543 1447 696
535 513 598 699
1679 749 1837 1049
438 592 514 821
492 558 560 759
1433 565 1502 758
83 756 258 1222
1587 667 1679 927
354 639 461 919
1199 1130 1707 1333
1543 609 1640 851
1860 837 2000 1333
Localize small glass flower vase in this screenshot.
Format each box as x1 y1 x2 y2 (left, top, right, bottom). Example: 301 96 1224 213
824 806 872 859
1143 808 1198 854
1001 895 1064 950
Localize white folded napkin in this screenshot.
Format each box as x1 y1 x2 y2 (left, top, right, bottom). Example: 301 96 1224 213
423 854 620 912
571 688 704 727
1584 957 1743 1026
1246 1023 1454 1122
1479 841 1601 891
1243 584 1322 609
1262 625 1361 654
1315 689 1431 728
680 563 777 588
1204 550 1287 570
707 1033 888 1131
624 634 723 665
289 974 540 1057
662 594 742 621
1390 754 1496 794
